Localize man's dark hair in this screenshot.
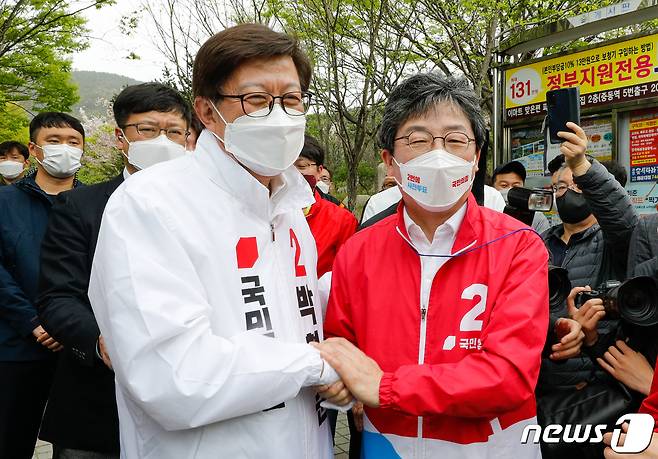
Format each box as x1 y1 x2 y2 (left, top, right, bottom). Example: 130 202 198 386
30 112 85 143
600 160 628 187
549 154 614 181
0 141 29 160
492 160 526 184
192 23 312 100
323 165 332 179
548 154 565 176
300 134 325 166
377 74 487 154
113 83 192 128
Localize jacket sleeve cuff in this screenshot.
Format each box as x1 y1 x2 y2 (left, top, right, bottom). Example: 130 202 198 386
573 159 604 188
20 315 40 337
318 359 340 385
378 372 395 409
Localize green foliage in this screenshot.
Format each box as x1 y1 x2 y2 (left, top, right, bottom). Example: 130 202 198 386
357 161 376 192
0 104 30 143
76 150 123 185
0 0 113 139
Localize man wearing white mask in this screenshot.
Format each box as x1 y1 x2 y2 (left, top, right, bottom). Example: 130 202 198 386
317 74 583 458
0 112 84 459
35 83 191 459
88 24 349 459
0 141 30 185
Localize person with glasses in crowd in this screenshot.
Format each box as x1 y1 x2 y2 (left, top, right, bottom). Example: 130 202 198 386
34 83 191 459
316 74 571 459
295 136 342 206
87 24 349 459
318 165 334 194
295 134 357 278
536 125 639 458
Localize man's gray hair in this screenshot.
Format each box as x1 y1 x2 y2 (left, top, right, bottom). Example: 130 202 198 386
377 73 487 154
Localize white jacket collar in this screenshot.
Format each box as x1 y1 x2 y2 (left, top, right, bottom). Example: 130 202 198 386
193 129 314 221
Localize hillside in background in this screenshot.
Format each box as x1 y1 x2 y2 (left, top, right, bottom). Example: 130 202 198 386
72 70 142 119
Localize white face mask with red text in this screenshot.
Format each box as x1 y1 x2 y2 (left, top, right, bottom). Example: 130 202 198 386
394 148 476 212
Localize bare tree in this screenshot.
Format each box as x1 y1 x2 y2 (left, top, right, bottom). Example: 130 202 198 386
384 0 620 117
140 0 274 101
272 0 423 208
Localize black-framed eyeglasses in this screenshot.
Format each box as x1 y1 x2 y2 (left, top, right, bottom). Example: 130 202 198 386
394 130 475 156
123 123 190 143
552 183 579 196
216 91 313 117
294 161 317 170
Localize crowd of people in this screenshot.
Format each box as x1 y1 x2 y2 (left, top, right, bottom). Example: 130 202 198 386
1 22 658 459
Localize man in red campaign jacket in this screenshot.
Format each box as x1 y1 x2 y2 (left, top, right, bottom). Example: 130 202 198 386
295 136 357 277
316 74 585 459
305 189 357 277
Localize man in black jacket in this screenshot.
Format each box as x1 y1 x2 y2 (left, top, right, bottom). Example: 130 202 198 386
0 112 84 459
36 83 192 459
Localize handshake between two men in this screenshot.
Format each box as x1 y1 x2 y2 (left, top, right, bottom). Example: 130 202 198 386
312 338 384 430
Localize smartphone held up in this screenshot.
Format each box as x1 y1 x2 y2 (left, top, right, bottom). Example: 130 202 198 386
546 87 581 144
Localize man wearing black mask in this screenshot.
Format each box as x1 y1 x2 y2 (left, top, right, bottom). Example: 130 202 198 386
544 141 637 292
538 122 638 459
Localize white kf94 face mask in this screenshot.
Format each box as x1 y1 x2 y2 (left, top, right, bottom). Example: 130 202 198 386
36 144 83 178
394 149 476 212
0 160 25 179
209 103 306 177
123 134 186 171
316 180 330 194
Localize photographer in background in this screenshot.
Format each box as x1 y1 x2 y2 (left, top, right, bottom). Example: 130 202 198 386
542 134 637 345
537 122 638 458
587 208 658 408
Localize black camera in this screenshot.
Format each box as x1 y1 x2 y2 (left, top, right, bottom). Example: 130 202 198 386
504 187 553 227
575 277 658 327
548 266 571 314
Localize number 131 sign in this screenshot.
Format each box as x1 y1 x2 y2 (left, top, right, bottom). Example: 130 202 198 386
506 68 542 106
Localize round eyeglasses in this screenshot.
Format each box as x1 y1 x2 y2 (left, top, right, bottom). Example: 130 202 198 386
394 130 475 156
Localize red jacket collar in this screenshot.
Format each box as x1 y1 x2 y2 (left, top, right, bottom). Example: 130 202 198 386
305 189 322 218
395 194 480 256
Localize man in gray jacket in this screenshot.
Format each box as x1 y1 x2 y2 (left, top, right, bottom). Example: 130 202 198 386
628 213 658 279
538 122 638 459
543 150 637 298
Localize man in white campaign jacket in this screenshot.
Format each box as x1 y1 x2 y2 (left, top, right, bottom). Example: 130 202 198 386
88 24 348 459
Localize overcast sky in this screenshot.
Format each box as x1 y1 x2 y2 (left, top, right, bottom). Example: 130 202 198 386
70 1 167 82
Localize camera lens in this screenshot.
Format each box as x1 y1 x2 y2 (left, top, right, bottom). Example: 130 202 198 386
548 266 570 314
617 277 658 327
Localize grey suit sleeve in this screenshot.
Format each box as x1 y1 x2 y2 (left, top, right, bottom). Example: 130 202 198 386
627 215 658 279
574 160 638 274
